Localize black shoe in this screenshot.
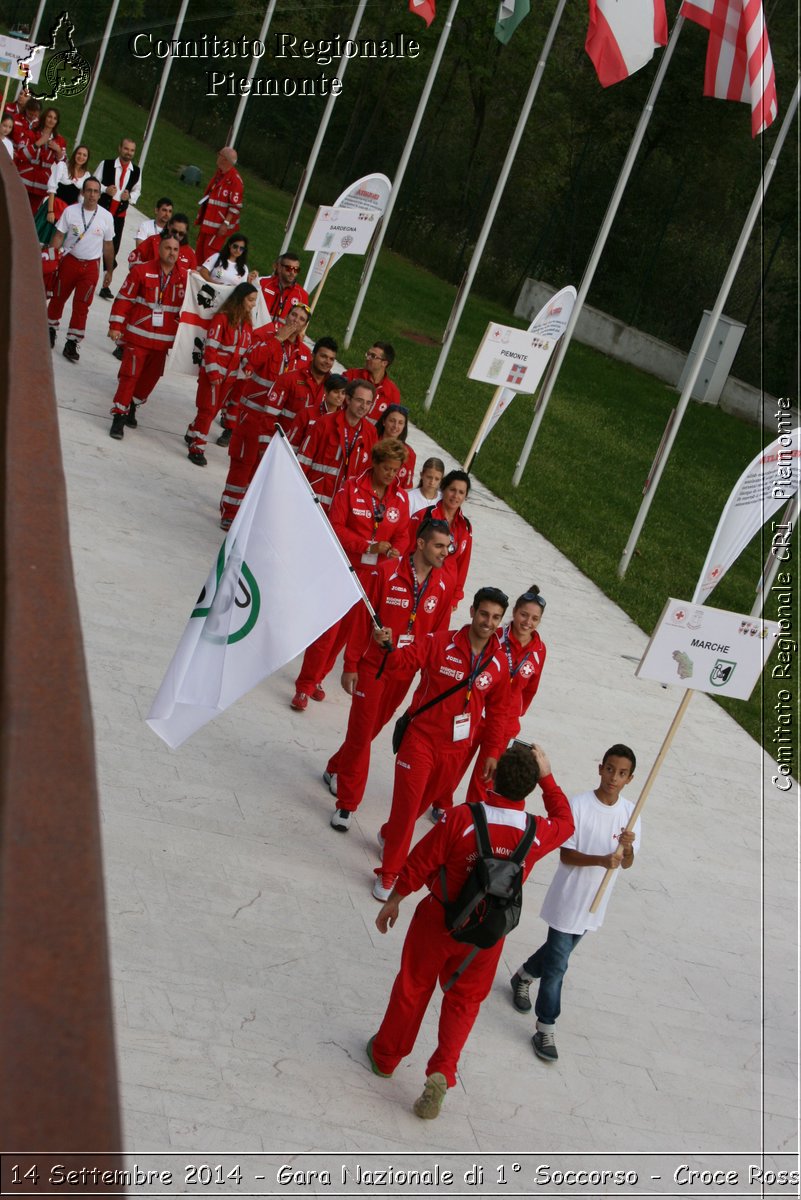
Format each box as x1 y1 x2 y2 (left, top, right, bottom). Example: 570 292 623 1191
532 1027 558 1062
113 345 124 361
109 415 126 440
124 402 138 428
510 972 533 1013
49 327 56 349
99 286 114 300
216 427 232 447
63 339 80 362
188 450 207 467
184 430 193 445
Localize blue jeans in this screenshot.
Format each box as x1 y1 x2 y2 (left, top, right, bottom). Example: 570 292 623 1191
523 927 584 1025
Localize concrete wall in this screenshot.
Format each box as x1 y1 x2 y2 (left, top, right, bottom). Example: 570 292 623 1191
516 279 787 428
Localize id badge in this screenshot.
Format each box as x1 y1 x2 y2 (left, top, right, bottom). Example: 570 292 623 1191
452 713 471 742
152 307 164 328
397 634 414 649
360 551 378 565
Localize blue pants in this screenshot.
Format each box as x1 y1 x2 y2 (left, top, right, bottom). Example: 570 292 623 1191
523 927 584 1025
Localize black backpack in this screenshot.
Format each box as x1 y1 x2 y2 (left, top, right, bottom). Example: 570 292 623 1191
441 803 537 951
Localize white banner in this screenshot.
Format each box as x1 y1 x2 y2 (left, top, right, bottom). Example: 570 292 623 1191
468 288 577 396
303 172 392 295
0 33 45 83
147 434 363 749
304 205 378 256
694 426 801 602
636 597 780 701
168 271 271 377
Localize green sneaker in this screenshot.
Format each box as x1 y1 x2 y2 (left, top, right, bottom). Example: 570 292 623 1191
366 1036 392 1078
413 1072 447 1119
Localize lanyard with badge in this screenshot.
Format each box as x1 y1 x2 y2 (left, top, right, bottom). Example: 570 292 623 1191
453 647 492 743
503 627 535 680
397 557 430 648
152 269 169 327
74 205 97 246
360 492 386 566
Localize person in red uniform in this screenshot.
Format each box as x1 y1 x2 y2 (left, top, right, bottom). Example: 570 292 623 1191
376 404 416 489
325 518 454 829
195 147 243 265
344 342 401 424
291 438 410 712
262 336 338 439
371 587 512 901
287 372 347 449
297 379 377 511
15 105 66 214
47 177 115 362
466 584 548 804
405 469 473 609
107 236 188 440
218 307 315 528
367 742 573 1119
9 95 40 145
185 282 257 466
257 251 310 320
129 213 197 272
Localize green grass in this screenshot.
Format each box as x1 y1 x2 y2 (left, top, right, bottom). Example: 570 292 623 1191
54 82 792 758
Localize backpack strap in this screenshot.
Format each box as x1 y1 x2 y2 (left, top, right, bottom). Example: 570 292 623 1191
510 813 537 864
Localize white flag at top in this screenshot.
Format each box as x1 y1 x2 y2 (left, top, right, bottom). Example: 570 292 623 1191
147 433 362 749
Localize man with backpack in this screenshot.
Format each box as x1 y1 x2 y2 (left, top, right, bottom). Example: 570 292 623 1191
368 742 573 1120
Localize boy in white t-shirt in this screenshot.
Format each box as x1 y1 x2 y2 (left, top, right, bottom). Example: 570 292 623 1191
510 743 640 1063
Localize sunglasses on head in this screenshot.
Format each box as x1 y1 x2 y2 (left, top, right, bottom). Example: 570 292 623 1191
519 591 546 609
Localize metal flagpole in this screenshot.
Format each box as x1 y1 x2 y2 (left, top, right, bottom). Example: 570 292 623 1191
422 0 568 411
342 0 460 350
229 0 279 148
512 15 686 486
74 0 121 148
137 0 191 174
617 77 800 579
281 0 368 253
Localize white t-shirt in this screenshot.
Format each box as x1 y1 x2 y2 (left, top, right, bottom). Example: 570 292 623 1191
202 255 249 286
135 217 164 243
540 789 641 935
56 202 115 261
406 487 442 515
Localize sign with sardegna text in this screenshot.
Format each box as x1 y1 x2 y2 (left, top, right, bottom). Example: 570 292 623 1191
304 206 377 256
635 598 780 701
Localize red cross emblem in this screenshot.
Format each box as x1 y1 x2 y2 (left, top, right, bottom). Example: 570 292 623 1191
475 671 492 690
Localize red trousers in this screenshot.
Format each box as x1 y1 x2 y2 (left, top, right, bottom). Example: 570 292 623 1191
187 375 236 452
326 665 412 812
195 230 226 265
371 893 503 1088
111 346 169 415
47 255 100 340
220 410 262 522
378 729 473 880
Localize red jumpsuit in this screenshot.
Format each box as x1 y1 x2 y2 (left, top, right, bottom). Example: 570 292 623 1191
344 367 401 424
294 473 410 697
187 315 253 453
265 364 327 436
397 444 416 491
297 409 377 509
108 259 187 416
465 624 547 804
194 167 243 263
286 396 335 449
370 779 573 1086
376 626 512 884
129 234 197 272
325 556 454 813
405 502 472 607
258 274 310 321
14 128 66 213
219 339 314 523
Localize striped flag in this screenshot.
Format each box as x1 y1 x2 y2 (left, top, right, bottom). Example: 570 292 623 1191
409 0 436 26
681 0 778 135
585 0 668 86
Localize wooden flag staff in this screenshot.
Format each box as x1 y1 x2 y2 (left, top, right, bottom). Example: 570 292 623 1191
463 386 503 473
308 255 335 316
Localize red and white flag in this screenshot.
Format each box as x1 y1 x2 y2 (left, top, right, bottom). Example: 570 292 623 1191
681 0 778 136
586 0 668 87
409 0 435 26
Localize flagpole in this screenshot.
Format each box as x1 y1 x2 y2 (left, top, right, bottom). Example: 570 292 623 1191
422 0 568 412
512 16 685 485
617 77 800 579
137 0 191 174
281 0 368 253
74 0 121 148
464 385 504 473
342 0 460 350
229 0 279 148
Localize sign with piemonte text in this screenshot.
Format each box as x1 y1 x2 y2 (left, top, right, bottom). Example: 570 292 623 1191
304 206 377 257
468 320 562 394
636 598 780 701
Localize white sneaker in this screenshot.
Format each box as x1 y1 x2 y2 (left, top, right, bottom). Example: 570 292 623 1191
372 873 396 902
330 808 351 832
323 770 338 796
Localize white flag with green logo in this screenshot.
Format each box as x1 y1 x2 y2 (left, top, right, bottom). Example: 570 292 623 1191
147 433 362 748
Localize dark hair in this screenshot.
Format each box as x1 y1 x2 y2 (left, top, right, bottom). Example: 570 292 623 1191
170 211 189 226
441 469 471 496
313 336 339 356
279 250 301 264
376 403 409 442
324 373 348 393
372 437 408 466
155 196 173 209
473 586 509 612
215 233 249 277
515 584 546 612
81 176 101 192
495 744 540 800
417 518 451 543
67 143 90 178
23 98 41 115
372 341 395 367
217 282 257 327
35 106 60 134
345 376 375 400
602 744 636 773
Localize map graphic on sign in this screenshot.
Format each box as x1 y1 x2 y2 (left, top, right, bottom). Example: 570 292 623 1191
23 11 91 100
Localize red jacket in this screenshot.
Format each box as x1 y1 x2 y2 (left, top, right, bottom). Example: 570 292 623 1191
496 624 547 741
406 501 472 606
267 365 327 435
258 274 310 321
109 259 187 351
15 128 66 204
287 397 336 448
397 443 416 490
196 167 243 236
394 779 574 900
298 409 377 508
129 234 197 272
383 625 511 759
344 554 454 674
200 313 252 388
329 471 410 573
344 367 401 423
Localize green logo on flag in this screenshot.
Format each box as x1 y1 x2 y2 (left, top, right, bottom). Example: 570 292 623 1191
192 543 261 644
